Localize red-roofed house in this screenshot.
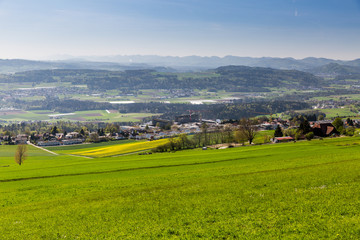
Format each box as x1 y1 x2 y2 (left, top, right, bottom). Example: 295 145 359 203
312 122 339 137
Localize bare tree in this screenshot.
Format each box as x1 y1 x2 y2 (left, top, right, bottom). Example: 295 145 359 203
234 130 247 145
15 145 27 165
238 118 258 144
201 122 208 146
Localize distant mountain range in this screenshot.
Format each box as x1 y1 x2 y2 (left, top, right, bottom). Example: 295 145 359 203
0 56 360 74
74 55 360 71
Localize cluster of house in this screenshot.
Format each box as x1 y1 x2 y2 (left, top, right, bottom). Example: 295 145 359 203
0 134 29 145
271 121 343 143
0 132 85 146
1 114 357 146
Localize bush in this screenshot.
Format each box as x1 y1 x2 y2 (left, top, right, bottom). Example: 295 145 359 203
345 127 355 136
305 132 314 141
263 135 272 144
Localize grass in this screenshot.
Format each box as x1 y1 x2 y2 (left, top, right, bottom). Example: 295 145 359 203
1 137 360 238
274 107 359 120
253 130 274 144
320 107 358 118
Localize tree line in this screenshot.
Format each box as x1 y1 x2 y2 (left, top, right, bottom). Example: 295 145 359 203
153 119 259 153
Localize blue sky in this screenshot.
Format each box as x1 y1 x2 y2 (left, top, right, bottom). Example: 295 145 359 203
0 0 359 60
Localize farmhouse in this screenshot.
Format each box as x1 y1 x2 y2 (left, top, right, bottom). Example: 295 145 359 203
38 140 61 146
312 122 339 137
62 139 84 145
65 132 80 139
15 134 28 145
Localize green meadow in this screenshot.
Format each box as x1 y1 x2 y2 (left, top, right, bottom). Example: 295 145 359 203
1 137 360 239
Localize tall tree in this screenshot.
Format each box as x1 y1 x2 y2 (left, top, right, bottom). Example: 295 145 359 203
201 123 208 146
51 126 58 135
332 117 344 132
15 145 27 166
299 120 311 134
274 125 283 137
238 118 258 144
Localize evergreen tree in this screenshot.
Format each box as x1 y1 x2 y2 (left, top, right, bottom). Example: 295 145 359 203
274 125 283 137
346 117 354 126
51 126 58 135
80 128 85 136
299 120 311 134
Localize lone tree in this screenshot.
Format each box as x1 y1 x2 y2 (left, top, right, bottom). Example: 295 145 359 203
238 118 258 144
15 145 27 165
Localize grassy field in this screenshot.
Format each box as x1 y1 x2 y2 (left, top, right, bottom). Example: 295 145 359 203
266 107 359 120
320 107 358 118
291 107 358 119
1 137 360 239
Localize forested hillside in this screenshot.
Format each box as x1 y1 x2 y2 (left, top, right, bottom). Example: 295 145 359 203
0 66 321 92
308 63 360 76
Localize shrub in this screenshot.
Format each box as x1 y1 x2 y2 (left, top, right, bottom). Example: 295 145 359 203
345 127 355 136
305 132 314 141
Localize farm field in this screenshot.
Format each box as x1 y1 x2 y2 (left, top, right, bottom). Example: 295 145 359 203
45 139 136 152
65 139 169 157
1 137 360 239
292 107 358 119
271 106 359 120
319 107 358 118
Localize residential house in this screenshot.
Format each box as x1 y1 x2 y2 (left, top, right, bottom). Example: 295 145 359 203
15 134 28 145
312 122 339 137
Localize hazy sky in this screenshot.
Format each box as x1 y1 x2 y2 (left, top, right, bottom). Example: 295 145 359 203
0 0 359 60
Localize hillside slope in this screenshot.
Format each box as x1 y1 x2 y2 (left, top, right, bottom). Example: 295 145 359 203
1 137 360 238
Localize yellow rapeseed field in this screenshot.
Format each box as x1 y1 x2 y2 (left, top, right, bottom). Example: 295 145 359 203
72 139 168 157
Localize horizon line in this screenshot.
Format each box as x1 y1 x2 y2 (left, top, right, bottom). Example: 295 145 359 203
1 55 359 62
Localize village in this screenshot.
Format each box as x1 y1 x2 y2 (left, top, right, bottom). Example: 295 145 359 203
0 112 357 147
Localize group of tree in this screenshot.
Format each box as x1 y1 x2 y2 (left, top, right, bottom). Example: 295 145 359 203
332 117 356 136
288 111 326 125
153 118 259 152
